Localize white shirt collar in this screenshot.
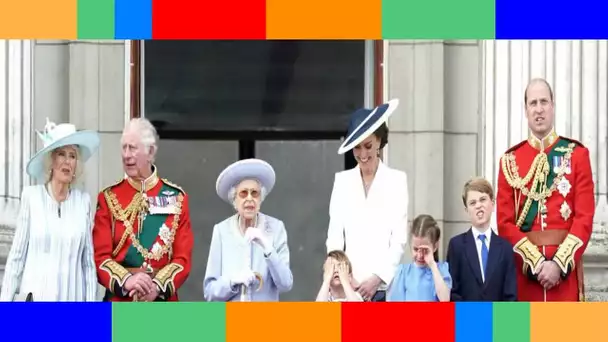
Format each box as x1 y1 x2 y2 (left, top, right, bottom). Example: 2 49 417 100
471 226 492 241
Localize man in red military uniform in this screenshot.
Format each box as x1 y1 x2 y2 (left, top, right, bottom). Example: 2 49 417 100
93 118 194 302
497 78 595 302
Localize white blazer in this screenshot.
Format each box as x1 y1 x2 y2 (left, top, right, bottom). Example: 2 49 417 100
325 162 408 289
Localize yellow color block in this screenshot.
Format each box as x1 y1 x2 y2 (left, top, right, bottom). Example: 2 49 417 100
531 302 608 342
226 302 341 342
0 0 77 39
266 0 381 39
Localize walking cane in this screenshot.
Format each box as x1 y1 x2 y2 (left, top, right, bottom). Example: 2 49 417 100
240 241 263 301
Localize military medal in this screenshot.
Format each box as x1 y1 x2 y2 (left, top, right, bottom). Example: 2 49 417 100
147 195 178 215
560 202 572 221
557 177 571 197
553 156 572 175
552 156 560 174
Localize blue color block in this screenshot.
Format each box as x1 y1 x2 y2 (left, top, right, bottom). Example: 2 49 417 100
455 302 492 342
496 0 607 39
0 303 112 342
115 0 152 39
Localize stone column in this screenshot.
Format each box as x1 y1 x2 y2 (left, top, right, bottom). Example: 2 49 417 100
67 40 128 300
67 40 127 209
384 40 484 260
0 40 34 282
442 40 483 241
480 40 608 301
385 40 446 260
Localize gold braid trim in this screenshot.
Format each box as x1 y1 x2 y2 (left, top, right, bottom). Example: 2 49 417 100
104 190 146 257
100 259 131 291
153 263 184 295
553 234 583 274
501 143 575 227
104 190 184 261
513 237 545 275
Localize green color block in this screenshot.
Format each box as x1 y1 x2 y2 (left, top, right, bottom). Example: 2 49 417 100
493 302 530 342
382 0 495 39
112 302 226 342
77 0 115 39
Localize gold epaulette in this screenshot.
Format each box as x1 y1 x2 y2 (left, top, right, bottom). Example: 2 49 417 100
162 178 186 194
101 178 125 193
559 136 585 148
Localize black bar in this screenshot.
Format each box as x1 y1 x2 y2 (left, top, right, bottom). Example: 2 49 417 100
239 140 256 160
156 129 346 141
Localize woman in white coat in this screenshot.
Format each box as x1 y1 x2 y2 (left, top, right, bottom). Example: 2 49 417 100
325 99 409 302
0 119 100 301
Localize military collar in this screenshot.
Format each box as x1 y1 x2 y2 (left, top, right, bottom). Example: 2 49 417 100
127 165 160 192
527 129 558 151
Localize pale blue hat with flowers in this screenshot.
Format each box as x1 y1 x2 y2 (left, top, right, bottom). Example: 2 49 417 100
26 118 101 181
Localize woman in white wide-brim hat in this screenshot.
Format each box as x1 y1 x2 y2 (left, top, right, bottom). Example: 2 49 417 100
0 118 100 302
325 99 409 302
203 158 293 302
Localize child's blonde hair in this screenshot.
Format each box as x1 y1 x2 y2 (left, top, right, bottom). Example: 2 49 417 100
326 250 353 274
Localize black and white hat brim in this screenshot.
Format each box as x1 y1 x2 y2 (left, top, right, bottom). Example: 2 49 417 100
337 99 399 155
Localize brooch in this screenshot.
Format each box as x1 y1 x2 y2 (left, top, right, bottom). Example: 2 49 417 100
560 202 572 221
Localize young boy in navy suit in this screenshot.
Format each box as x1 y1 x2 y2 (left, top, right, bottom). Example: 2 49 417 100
447 177 517 301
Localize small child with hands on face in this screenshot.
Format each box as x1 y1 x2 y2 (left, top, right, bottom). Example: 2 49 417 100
387 214 452 302
315 250 363 302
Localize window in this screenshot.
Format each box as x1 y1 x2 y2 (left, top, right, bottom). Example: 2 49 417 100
143 40 366 138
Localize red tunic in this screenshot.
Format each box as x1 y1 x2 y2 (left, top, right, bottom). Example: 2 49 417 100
92 168 194 301
496 131 595 301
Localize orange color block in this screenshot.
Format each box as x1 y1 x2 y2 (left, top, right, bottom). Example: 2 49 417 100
266 0 381 39
0 0 77 39
226 302 341 342
531 302 608 342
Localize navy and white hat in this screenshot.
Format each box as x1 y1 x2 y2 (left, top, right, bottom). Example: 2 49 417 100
215 158 276 203
27 118 100 181
337 99 399 155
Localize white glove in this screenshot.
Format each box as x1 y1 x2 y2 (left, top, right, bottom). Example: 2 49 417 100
230 270 256 288
244 228 272 254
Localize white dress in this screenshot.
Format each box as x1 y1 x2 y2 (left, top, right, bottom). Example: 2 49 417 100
0 185 98 301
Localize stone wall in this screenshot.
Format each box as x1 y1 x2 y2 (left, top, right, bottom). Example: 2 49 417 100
0 40 33 281
0 40 128 297
385 40 483 261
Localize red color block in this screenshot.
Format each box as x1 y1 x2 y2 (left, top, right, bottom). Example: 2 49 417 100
152 0 266 39
341 302 455 341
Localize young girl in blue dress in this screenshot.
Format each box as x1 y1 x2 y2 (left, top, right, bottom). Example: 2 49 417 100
387 214 452 302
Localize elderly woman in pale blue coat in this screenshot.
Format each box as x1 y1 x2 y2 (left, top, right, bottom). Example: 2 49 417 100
203 158 293 301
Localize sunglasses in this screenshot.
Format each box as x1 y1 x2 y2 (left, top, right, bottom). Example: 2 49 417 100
238 188 260 199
